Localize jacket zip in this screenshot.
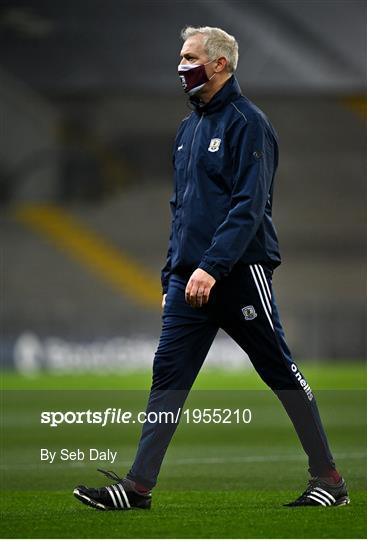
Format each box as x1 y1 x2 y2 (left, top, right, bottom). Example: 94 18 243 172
187 114 204 173
179 114 204 250
182 114 204 203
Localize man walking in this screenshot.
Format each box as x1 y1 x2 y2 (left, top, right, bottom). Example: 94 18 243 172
74 26 349 510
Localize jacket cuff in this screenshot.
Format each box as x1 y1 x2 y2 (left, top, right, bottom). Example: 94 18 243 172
198 260 221 281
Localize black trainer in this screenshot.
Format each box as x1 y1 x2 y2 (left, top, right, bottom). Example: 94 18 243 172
285 477 350 507
73 469 152 511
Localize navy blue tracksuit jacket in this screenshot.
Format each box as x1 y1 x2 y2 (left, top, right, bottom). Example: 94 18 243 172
162 75 281 292
127 76 336 489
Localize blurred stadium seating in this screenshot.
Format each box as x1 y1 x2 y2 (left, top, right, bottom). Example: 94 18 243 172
0 0 366 371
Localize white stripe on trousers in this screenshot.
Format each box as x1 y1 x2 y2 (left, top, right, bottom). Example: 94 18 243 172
256 264 272 301
254 265 272 314
249 265 274 331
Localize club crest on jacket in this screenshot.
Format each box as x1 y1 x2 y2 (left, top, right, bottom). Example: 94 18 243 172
208 138 221 152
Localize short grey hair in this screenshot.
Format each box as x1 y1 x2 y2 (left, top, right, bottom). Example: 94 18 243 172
181 26 239 73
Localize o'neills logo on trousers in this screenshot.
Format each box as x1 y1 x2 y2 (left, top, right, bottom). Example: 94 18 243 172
291 363 314 401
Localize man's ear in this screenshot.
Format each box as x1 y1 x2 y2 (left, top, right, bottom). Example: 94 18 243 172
215 56 228 73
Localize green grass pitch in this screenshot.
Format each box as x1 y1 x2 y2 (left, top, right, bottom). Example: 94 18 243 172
1 363 366 538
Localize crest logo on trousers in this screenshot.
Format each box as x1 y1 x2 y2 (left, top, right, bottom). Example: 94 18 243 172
242 305 257 320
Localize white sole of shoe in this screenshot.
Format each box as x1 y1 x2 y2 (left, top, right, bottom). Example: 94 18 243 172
73 488 108 510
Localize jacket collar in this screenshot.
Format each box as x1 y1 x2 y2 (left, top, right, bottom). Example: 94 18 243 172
189 75 242 115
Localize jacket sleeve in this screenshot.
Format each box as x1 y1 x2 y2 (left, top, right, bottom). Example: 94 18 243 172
198 118 277 281
161 191 176 294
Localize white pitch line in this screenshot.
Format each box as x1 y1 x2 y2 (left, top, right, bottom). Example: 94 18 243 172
165 451 367 465
1 451 366 470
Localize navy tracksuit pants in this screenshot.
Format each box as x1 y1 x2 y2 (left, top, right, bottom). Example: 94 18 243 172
127 263 335 488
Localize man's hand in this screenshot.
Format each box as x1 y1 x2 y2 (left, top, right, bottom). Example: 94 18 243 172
162 294 167 309
185 268 216 308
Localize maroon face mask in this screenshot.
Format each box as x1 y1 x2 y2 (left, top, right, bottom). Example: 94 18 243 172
177 61 215 96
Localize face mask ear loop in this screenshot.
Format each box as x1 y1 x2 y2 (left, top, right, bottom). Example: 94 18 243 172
205 59 218 81
204 59 217 67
